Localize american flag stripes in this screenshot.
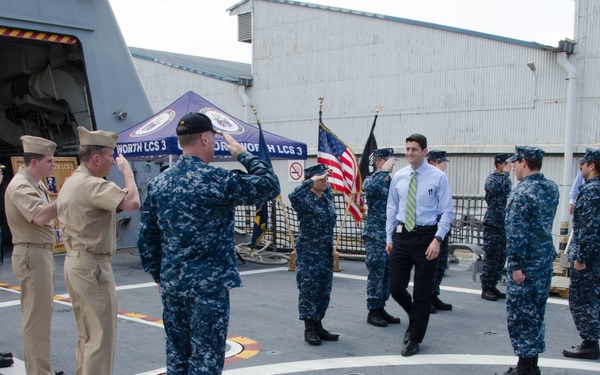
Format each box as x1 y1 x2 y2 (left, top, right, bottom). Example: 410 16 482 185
317 114 365 223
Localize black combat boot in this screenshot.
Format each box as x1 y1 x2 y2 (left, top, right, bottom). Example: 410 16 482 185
314 320 339 341
563 340 600 359
482 289 498 301
380 307 400 324
533 355 541 375
516 356 537 375
367 309 387 327
496 357 536 375
492 287 506 299
303 320 321 346
431 295 452 310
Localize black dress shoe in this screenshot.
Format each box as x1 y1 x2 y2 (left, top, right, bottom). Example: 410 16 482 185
563 340 600 359
482 289 498 301
0 352 12 358
380 308 400 324
431 295 452 310
367 310 388 327
0 356 13 368
401 340 419 357
492 287 506 299
54 371 65 375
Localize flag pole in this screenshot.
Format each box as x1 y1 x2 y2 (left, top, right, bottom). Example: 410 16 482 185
317 97 341 271
248 102 276 255
359 102 383 181
333 192 358 268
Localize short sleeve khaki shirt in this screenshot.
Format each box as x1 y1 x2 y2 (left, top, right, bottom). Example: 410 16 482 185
4 167 56 245
57 166 127 254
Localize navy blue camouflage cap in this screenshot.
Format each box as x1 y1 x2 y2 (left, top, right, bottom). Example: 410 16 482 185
494 153 512 163
579 148 600 163
373 148 394 159
305 164 329 178
176 112 219 135
506 145 545 162
427 149 449 162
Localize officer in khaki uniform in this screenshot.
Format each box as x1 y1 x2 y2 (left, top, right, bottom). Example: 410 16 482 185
57 127 140 375
4 136 64 375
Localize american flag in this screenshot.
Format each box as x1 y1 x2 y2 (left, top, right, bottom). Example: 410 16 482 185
317 114 365 223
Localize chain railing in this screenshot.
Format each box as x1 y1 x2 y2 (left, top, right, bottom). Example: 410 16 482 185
235 194 487 255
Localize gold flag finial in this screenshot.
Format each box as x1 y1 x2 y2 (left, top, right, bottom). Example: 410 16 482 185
250 102 261 126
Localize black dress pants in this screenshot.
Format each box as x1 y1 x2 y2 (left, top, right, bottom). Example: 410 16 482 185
388 226 437 344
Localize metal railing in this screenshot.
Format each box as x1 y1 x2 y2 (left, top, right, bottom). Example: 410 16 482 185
235 194 487 254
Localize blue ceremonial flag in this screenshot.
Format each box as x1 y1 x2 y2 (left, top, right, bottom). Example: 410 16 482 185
249 123 272 250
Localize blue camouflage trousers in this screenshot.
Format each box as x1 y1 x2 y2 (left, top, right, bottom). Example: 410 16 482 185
364 236 391 311
432 235 450 296
296 250 333 321
481 225 507 289
569 265 600 341
161 288 230 375
506 266 552 357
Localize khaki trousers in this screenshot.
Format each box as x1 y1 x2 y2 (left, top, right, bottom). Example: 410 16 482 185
64 250 116 375
12 244 55 375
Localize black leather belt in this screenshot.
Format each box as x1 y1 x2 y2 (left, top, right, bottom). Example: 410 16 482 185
400 222 437 232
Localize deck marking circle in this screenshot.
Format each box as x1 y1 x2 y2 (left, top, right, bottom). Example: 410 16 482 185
225 335 261 364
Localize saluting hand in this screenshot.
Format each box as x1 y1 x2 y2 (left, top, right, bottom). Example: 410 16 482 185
311 174 328 182
115 154 133 175
503 163 512 173
223 132 246 159
382 158 395 172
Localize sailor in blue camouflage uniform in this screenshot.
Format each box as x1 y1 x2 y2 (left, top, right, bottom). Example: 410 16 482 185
499 146 559 375
563 148 600 360
481 153 513 301
289 164 340 346
427 149 453 313
363 148 402 327
137 112 280 375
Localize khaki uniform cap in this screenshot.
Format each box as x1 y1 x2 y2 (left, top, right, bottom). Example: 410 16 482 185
20 136 57 156
77 126 118 148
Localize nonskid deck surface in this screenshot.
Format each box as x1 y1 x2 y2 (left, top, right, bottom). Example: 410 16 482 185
0 250 598 375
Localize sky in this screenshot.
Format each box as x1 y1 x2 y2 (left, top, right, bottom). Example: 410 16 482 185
108 0 575 64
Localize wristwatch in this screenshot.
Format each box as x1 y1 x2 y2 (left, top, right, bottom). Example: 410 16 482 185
434 236 443 243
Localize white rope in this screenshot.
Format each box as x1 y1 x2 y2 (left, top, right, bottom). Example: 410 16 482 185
236 241 290 265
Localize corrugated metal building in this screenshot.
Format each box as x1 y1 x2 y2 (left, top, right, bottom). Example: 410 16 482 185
130 0 598 232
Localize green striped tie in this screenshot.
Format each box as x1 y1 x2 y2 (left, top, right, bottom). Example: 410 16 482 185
405 171 418 232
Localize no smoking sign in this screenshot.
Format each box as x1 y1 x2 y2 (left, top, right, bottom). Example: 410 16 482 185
288 161 304 182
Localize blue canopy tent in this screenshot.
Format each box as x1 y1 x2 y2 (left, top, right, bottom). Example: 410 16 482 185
116 91 307 161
